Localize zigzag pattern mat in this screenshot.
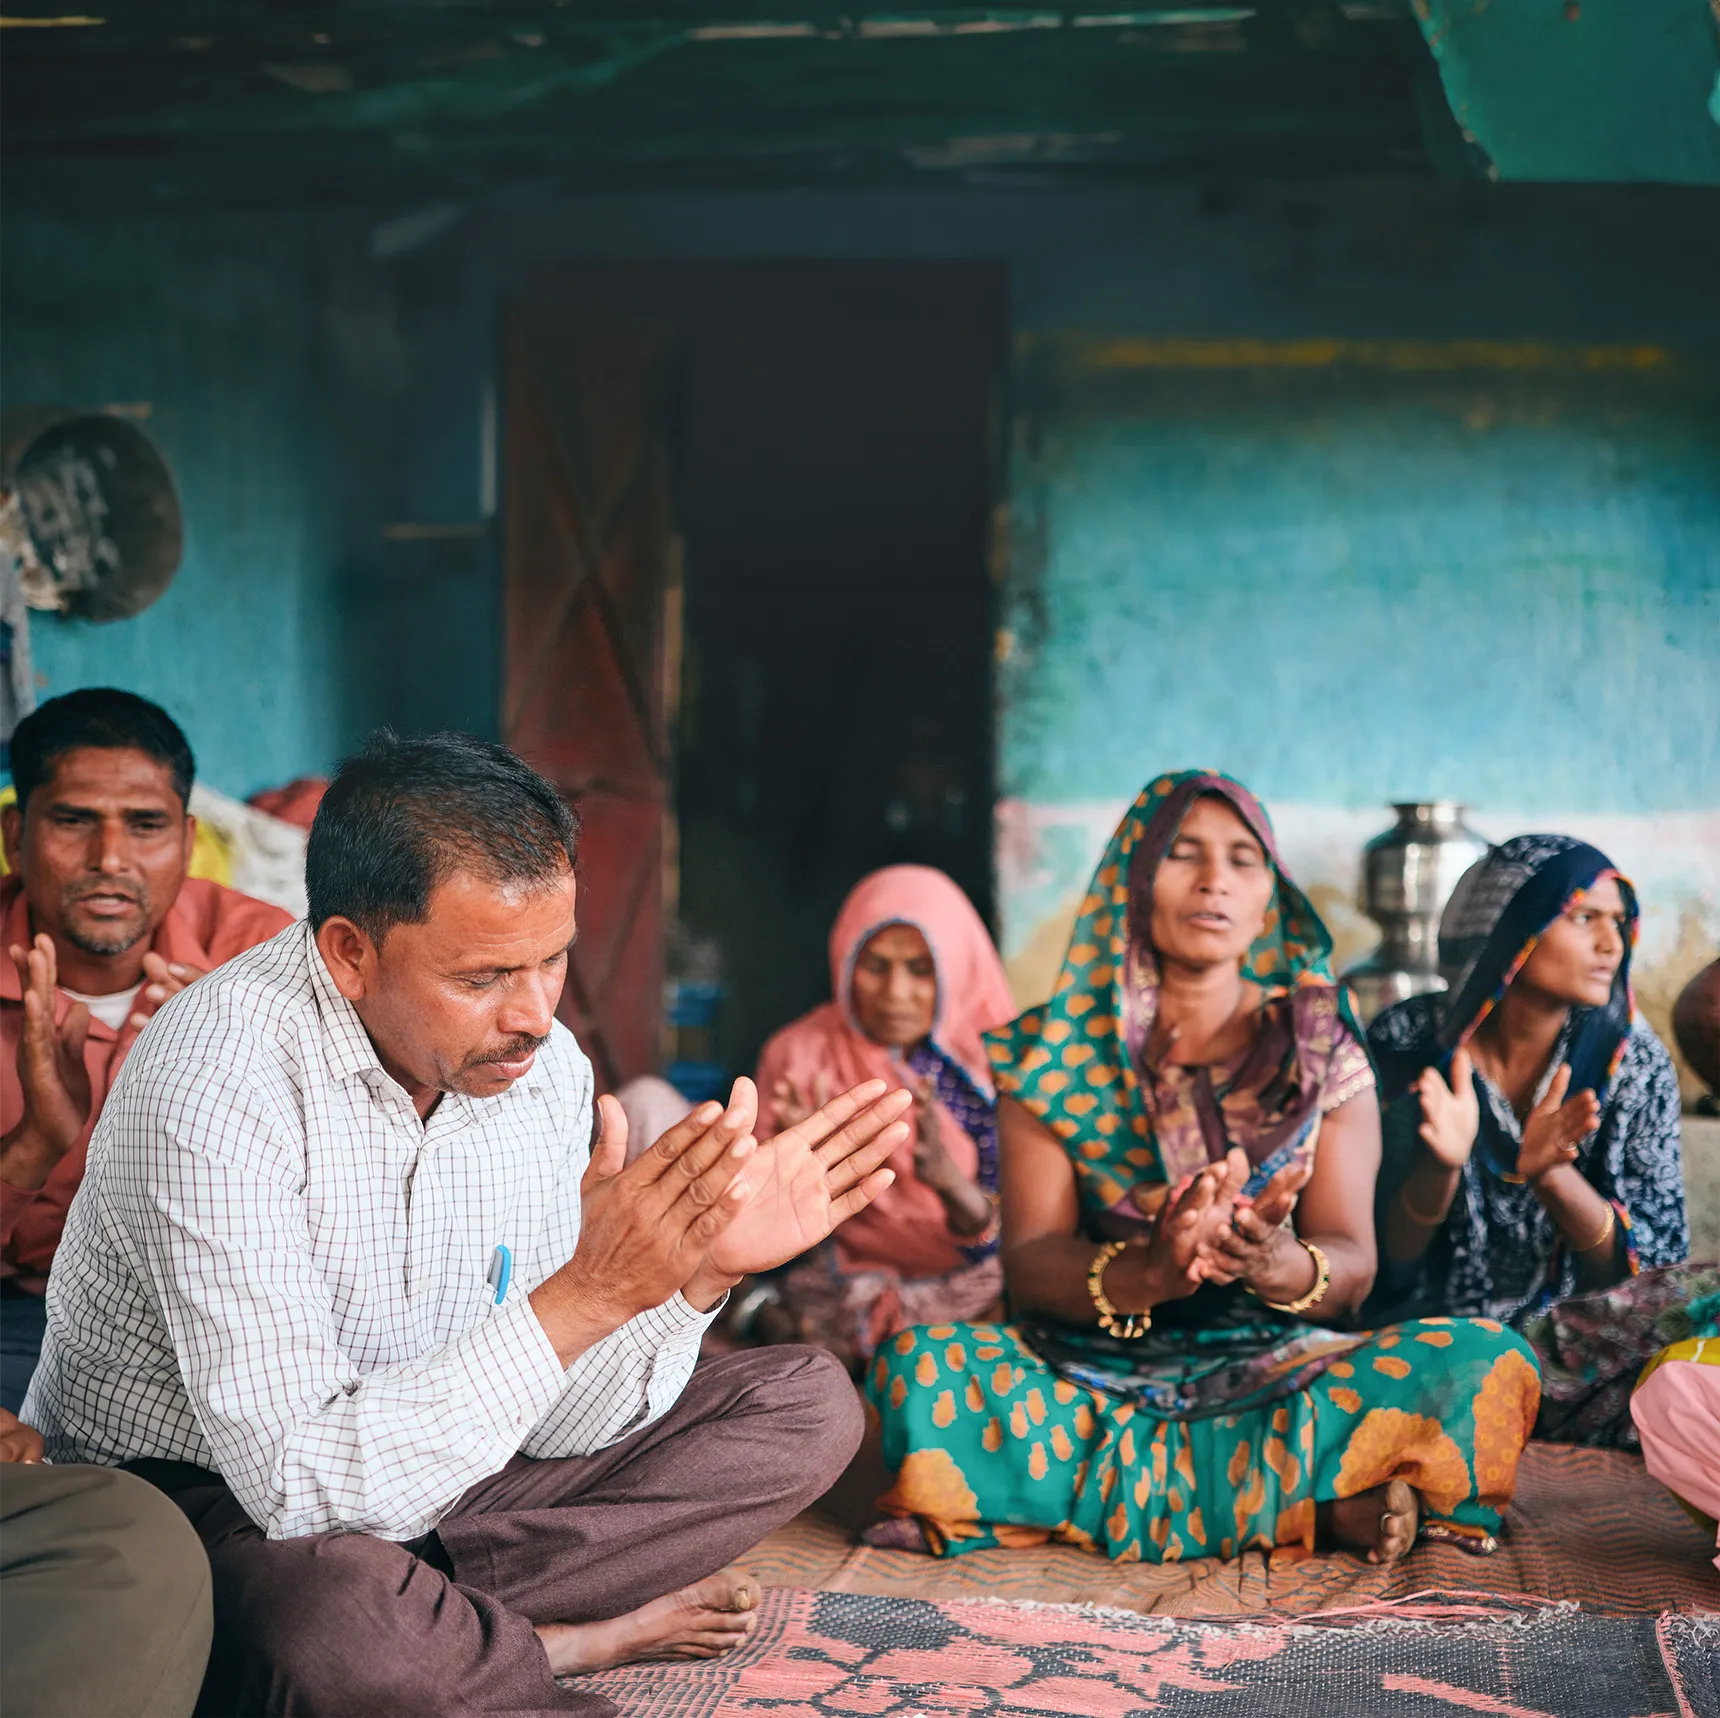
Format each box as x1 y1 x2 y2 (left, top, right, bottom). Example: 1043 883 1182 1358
742 1440 1720 1619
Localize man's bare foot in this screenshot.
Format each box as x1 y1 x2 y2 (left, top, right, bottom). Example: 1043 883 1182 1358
1329 1479 1420 1565
534 1569 763 1674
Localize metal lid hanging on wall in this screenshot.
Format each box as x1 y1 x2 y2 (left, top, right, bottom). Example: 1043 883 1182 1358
0 408 183 622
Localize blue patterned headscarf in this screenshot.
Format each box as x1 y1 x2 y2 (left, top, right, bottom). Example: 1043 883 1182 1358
1373 834 1638 1173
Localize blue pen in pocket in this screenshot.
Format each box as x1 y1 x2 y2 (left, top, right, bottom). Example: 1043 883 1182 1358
486 1244 512 1305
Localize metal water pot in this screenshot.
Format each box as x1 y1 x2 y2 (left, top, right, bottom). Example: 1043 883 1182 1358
1342 802 1489 1024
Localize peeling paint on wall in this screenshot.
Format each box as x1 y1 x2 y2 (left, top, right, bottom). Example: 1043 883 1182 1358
1 212 497 795
998 341 1720 1101
1001 358 1720 819
1411 0 1720 186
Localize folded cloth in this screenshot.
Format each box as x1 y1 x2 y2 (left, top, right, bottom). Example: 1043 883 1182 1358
1632 1334 1720 1568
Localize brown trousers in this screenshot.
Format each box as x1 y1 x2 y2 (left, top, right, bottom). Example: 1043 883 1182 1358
133 1347 863 1718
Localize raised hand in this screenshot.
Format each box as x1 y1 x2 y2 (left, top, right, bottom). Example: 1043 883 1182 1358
1209 1152 1318 1301
1516 1063 1601 1183
704 1077 910 1278
908 1074 995 1238
1414 1047 1480 1171
909 1074 959 1190
1 935 93 1191
128 951 208 1034
529 1086 760 1362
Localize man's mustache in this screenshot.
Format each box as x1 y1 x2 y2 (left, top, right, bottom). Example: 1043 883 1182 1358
472 1034 550 1066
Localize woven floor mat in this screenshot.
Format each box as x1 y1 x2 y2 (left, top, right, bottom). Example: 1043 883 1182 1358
579 1588 1720 1718
736 1437 1720 1618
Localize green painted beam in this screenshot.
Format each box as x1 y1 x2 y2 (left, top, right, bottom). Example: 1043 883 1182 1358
1 3 1446 206
1413 0 1720 184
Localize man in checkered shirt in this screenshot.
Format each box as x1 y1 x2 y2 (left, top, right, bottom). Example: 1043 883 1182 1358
25 731 911 1717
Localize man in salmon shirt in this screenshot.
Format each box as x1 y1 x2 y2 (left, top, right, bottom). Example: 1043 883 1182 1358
0 689 293 1410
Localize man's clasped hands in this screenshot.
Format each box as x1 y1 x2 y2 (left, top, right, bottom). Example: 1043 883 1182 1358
528 1075 912 1361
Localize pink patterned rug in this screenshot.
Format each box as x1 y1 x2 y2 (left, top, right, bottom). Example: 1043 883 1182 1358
578 1588 1719 1717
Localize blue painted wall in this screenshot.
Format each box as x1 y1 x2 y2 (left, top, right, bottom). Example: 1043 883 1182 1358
1002 358 1720 814
5 179 1717 820
2 219 347 796
467 179 1719 816
1 212 496 797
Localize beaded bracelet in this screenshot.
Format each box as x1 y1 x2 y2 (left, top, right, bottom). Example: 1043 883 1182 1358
1087 1239 1151 1339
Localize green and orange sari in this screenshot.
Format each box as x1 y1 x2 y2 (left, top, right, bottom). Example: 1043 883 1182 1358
868 770 1541 1563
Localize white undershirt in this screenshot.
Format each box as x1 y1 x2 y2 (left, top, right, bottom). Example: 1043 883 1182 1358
60 983 143 1033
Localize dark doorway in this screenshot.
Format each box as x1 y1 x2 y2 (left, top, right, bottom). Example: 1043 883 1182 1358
520 262 1006 1087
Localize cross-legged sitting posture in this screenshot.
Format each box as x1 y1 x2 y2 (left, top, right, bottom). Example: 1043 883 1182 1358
24 731 909 1718
870 772 1539 1565
749 865 1015 1368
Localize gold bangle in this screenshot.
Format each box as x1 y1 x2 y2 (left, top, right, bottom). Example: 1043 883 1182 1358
1087 1239 1151 1339
1571 1202 1617 1254
1399 1181 1453 1227
1251 1238 1331 1315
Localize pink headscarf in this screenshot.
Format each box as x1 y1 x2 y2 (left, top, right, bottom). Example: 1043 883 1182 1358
755 865 1016 1279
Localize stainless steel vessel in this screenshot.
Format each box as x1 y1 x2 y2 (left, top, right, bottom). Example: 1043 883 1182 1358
1342 802 1489 1025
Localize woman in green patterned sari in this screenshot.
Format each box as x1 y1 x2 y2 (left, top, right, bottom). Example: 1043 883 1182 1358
868 771 1541 1565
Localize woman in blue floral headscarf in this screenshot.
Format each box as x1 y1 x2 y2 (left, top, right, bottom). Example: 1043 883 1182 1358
869 772 1539 1567
1367 834 1705 1446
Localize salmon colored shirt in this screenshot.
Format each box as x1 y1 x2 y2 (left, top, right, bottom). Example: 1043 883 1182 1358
0 874 294 1289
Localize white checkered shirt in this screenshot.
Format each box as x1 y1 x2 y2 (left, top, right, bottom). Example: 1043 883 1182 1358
23 925 715 1542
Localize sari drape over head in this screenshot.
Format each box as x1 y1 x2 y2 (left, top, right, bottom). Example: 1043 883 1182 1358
985 770 1375 1418
757 864 1015 1280
1367 834 1688 1332
868 772 1540 1563
1373 834 1638 1153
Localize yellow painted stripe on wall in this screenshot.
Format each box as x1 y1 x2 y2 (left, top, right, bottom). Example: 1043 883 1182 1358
1019 335 1673 373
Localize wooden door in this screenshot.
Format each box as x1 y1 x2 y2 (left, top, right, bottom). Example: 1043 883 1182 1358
502 305 682 1092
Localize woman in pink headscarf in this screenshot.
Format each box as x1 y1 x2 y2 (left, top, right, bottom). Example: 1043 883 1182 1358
747 865 1017 1370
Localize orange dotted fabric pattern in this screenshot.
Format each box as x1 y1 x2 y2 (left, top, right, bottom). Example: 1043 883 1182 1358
870 1317 1541 1564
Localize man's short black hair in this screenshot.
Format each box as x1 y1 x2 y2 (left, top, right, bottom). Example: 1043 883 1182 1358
306 730 579 943
9 688 195 812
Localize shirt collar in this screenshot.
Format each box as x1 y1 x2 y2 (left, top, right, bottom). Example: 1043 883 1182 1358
306 926 396 1087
